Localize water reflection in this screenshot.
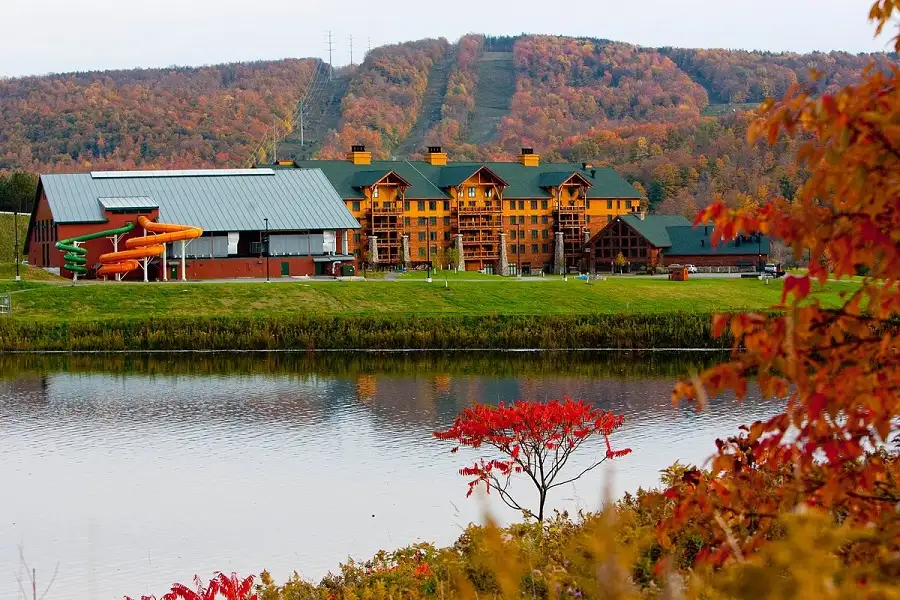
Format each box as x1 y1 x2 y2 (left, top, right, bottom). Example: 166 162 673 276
0 352 778 600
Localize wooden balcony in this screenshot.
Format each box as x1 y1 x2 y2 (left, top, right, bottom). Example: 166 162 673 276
462 234 500 244
456 203 502 214
372 202 403 215
464 247 500 260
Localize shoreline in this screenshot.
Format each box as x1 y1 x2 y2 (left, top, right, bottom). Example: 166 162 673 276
0 312 728 352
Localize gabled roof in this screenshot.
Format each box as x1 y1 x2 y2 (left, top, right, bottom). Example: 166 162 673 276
350 170 411 189
619 214 691 247
37 168 359 232
437 165 508 188
667 226 771 256
291 160 643 200
538 171 593 189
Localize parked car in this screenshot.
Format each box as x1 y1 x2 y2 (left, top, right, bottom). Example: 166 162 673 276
685 264 698 273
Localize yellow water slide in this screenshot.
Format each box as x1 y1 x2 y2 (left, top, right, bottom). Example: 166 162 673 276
97 216 203 277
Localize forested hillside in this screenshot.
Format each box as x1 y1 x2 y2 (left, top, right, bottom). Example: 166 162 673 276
0 35 892 214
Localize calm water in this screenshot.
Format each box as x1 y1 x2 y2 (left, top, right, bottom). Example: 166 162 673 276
0 352 779 600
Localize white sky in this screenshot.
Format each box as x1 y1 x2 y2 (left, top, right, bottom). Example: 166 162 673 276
0 0 893 78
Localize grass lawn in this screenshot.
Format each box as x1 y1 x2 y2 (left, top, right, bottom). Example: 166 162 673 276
0 212 28 263
0 276 858 322
0 262 66 281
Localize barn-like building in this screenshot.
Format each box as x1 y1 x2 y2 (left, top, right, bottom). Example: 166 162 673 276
25 168 360 280
587 214 770 271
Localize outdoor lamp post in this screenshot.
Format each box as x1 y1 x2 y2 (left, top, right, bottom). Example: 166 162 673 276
13 210 20 281
426 218 432 283
264 217 270 282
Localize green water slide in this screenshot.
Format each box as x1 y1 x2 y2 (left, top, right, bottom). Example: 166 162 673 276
55 222 136 275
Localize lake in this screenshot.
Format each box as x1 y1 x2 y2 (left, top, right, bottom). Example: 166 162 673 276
0 352 779 599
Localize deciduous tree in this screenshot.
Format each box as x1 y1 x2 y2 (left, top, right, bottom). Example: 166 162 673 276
434 398 631 521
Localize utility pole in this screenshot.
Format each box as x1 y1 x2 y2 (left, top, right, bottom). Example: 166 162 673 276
13 210 20 281
326 31 334 81
272 118 278 163
349 34 354 66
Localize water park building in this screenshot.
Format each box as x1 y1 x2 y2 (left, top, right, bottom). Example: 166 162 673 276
25 168 360 280
587 214 771 271
288 146 644 274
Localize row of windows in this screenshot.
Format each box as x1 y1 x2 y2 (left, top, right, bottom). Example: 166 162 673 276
350 198 635 212
34 219 58 243
509 229 551 240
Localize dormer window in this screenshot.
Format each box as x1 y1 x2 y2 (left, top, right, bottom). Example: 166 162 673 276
485 188 494 198
373 187 379 198
467 187 476 198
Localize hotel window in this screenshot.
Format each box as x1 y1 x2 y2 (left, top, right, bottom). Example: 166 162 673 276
418 217 426 226
518 200 525 210
430 231 437 241
519 216 526 224
531 244 539 254
627 200 633 209
607 200 613 210
418 201 425 211
353 233 361 243
542 244 549 253
405 201 410 211
519 244 525 254
430 217 437 226
531 230 538 240
542 230 548 239
444 231 451 241
468 201 476 207
486 188 493 198
541 200 548 210
418 231 426 241
431 246 438 255
418 248 426 257
530 200 538 210
429 200 437 211
467 187 476 198
352 201 360 211
443 201 450 211
531 215 538 224
607 215 613 223
373 187 379 198
510 230 516 239
509 200 516 210
404 217 411 226
585 199 590 209
443 216 451 226
617 200 622 209
586 215 591 223
542 215 549 224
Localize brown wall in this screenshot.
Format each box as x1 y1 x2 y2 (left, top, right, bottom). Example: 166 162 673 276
178 256 317 280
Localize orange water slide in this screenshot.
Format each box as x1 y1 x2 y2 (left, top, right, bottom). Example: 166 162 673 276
96 216 203 277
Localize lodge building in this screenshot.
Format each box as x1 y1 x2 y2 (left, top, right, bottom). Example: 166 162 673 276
290 146 644 274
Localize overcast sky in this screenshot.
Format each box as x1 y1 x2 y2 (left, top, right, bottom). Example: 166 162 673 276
0 0 893 78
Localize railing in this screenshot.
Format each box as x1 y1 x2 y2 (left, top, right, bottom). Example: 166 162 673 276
464 249 500 260
0 295 10 316
456 204 502 214
462 235 500 244
373 203 403 215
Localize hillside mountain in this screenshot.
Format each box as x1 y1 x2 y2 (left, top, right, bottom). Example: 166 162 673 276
0 36 893 213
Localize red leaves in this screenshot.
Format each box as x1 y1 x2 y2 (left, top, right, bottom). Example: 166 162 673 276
130 573 257 600
435 398 630 519
781 274 811 304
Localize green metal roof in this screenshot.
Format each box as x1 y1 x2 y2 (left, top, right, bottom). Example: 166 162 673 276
619 214 691 247
291 160 642 200
538 171 586 188
667 226 771 256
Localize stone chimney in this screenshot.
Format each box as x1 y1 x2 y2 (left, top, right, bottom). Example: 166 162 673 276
347 144 372 166
518 147 540 167
425 145 447 166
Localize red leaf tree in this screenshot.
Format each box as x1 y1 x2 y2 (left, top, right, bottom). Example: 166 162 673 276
126 572 257 600
434 398 631 521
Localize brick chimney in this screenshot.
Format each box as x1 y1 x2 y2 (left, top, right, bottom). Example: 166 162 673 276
347 144 372 166
518 147 540 167
425 145 447 166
